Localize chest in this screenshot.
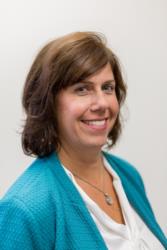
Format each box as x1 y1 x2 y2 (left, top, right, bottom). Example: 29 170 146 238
76 170 125 225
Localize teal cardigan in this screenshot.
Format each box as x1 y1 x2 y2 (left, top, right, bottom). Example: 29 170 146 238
0 152 166 249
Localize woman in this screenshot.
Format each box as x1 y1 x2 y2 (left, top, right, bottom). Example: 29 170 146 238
0 31 166 250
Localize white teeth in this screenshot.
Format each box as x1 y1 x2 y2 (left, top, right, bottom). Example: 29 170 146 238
85 120 106 126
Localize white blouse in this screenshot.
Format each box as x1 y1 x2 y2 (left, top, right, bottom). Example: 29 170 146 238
63 158 164 250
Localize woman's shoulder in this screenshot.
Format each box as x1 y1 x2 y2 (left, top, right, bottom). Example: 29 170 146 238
1 154 61 210
0 155 58 249
103 150 140 173
102 150 145 191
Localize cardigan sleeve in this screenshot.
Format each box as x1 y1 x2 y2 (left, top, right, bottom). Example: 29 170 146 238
0 197 50 250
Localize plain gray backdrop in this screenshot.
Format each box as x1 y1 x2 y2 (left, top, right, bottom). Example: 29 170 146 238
0 0 166 234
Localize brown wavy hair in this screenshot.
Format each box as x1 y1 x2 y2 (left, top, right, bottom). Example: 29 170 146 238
22 31 127 157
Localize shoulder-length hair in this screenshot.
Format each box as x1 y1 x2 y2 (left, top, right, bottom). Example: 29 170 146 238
22 31 127 157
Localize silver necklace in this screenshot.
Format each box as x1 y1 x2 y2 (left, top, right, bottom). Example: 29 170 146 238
72 168 113 206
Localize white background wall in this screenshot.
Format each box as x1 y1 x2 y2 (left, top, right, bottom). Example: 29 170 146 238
0 0 166 234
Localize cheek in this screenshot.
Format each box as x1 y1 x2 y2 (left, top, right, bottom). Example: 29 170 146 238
59 99 89 121
110 96 119 114
115 100 120 113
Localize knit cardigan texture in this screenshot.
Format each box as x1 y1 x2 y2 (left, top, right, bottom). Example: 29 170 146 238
0 151 166 250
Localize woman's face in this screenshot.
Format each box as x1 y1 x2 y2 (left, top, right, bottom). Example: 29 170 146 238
56 63 119 151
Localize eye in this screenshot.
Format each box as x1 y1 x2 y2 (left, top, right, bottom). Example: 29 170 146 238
74 85 90 95
102 83 115 93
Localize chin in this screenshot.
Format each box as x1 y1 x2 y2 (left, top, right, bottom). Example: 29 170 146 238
82 138 107 149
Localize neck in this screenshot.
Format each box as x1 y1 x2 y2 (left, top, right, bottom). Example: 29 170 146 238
57 143 104 179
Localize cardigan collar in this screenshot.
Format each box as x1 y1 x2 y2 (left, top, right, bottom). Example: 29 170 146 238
45 151 167 249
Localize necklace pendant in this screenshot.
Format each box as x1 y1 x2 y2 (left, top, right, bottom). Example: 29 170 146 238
104 193 113 205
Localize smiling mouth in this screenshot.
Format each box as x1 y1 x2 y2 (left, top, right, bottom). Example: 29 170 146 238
81 118 108 130
82 119 106 126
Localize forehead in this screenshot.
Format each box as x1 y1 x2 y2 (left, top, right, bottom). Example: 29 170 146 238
62 63 115 90
83 63 114 83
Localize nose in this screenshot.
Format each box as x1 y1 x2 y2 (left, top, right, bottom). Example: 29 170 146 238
90 91 109 112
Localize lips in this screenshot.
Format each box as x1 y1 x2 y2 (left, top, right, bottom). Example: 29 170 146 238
83 119 106 126
81 118 108 130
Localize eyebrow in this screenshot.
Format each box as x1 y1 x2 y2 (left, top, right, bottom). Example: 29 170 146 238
77 79 116 85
